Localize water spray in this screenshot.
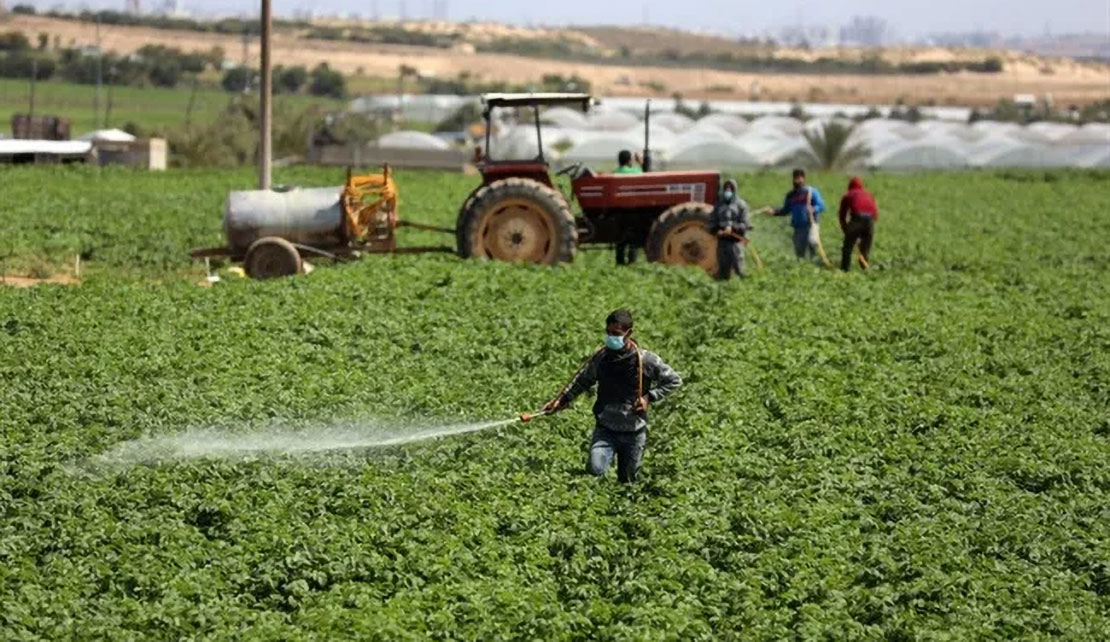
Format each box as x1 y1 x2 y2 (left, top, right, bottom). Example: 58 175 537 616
81 409 558 470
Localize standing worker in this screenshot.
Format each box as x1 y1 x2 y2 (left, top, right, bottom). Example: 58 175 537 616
614 149 644 265
838 176 879 271
542 310 682 484
759 168 826 261
710 178 752 280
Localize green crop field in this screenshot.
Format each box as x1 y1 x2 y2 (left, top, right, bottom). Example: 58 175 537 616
0 78 342 135
1 166 1108 638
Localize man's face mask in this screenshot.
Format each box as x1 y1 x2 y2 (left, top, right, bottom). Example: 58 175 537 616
722 189 734 201
604 328 627 350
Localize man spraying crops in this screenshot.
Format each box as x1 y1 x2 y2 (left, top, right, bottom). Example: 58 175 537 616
710 178 753 280
541 309 682 484
758 168 827 261
838 176 879 271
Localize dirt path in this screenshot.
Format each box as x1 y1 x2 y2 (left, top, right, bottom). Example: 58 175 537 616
1 274 80 288
7 15 1109 107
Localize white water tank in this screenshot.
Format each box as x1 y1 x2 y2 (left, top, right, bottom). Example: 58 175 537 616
224 187 345 254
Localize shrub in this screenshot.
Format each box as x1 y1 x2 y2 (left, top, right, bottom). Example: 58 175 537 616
435 102 482 133
0 52 56 79
274 65 307 94
221 66 256 93
308 63 346 99
0 31 31 51
147 60 181 87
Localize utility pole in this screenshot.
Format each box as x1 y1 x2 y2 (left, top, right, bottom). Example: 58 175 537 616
259 0 272 189
94 14 103 130
29 58 37 121
105 68 116 126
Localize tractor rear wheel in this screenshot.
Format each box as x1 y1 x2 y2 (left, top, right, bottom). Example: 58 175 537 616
456 178 576 264
244 236 303 279
645 202 717 275
455 184 488 258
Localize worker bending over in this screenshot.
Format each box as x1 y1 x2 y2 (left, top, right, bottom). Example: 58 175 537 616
710 178 752 280
838 176 879 271
543 309 682 484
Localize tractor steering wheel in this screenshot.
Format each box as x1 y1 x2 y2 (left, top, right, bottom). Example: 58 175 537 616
556 162 584 178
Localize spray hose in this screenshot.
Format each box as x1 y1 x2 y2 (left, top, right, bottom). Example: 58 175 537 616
723 232 764 270
523 340 645 422
806 189 833 269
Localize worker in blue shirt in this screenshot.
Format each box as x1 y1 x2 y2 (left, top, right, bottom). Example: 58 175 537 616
759 168 826 260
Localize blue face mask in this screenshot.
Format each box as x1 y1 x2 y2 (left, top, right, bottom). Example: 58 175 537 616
604 334 626 350
723 189 734 201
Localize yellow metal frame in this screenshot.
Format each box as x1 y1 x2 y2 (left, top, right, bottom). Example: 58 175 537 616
341 165 399 251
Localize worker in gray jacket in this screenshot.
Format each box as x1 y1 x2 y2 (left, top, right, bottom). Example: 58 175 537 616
709 178 752 280
542 309 682 483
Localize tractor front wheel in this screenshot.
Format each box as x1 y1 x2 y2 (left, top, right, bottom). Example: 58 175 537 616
456 178 576 264
244 236 303 279
645 202 717 275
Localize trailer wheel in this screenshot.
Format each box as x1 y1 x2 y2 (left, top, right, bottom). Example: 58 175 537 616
244 237 303 279
645 202 717 275
457 178 576 264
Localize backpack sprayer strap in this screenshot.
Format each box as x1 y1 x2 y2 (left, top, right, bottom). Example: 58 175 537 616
552 345 605 405
628 339 644 403
552 340 643 408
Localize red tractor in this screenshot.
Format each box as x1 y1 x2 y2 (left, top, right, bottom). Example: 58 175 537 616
456 93 723 273
190 92 726 279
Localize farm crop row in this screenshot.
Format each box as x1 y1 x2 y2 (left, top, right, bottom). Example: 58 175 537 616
1 167 1108 638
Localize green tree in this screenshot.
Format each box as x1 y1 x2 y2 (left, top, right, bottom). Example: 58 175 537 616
221 66 255 93
309 63 346 99
275 65 307 94
800 121 870 170
148 60 181 87
0 31 31 51
435 102 482 132
0 53 56 79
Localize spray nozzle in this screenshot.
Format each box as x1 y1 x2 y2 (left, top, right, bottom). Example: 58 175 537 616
520 409 551 423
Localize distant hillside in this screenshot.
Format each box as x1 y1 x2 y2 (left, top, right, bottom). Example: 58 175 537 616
3 13 1108 107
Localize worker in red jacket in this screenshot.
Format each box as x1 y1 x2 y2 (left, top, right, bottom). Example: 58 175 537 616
838 176 879 271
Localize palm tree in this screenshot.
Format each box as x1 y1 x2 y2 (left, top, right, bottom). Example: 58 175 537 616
800 121 871 170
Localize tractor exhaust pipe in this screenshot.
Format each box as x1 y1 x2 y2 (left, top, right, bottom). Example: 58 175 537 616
642 99 653 172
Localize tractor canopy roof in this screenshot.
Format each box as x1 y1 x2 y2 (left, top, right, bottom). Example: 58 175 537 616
481 93 593 111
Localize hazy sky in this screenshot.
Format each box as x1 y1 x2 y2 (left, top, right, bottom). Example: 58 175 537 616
71 0 1110 37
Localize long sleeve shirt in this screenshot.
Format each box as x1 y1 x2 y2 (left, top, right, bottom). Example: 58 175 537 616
775 186 826 228
559 346 682 432
709 199 752 239
838 186 880 229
